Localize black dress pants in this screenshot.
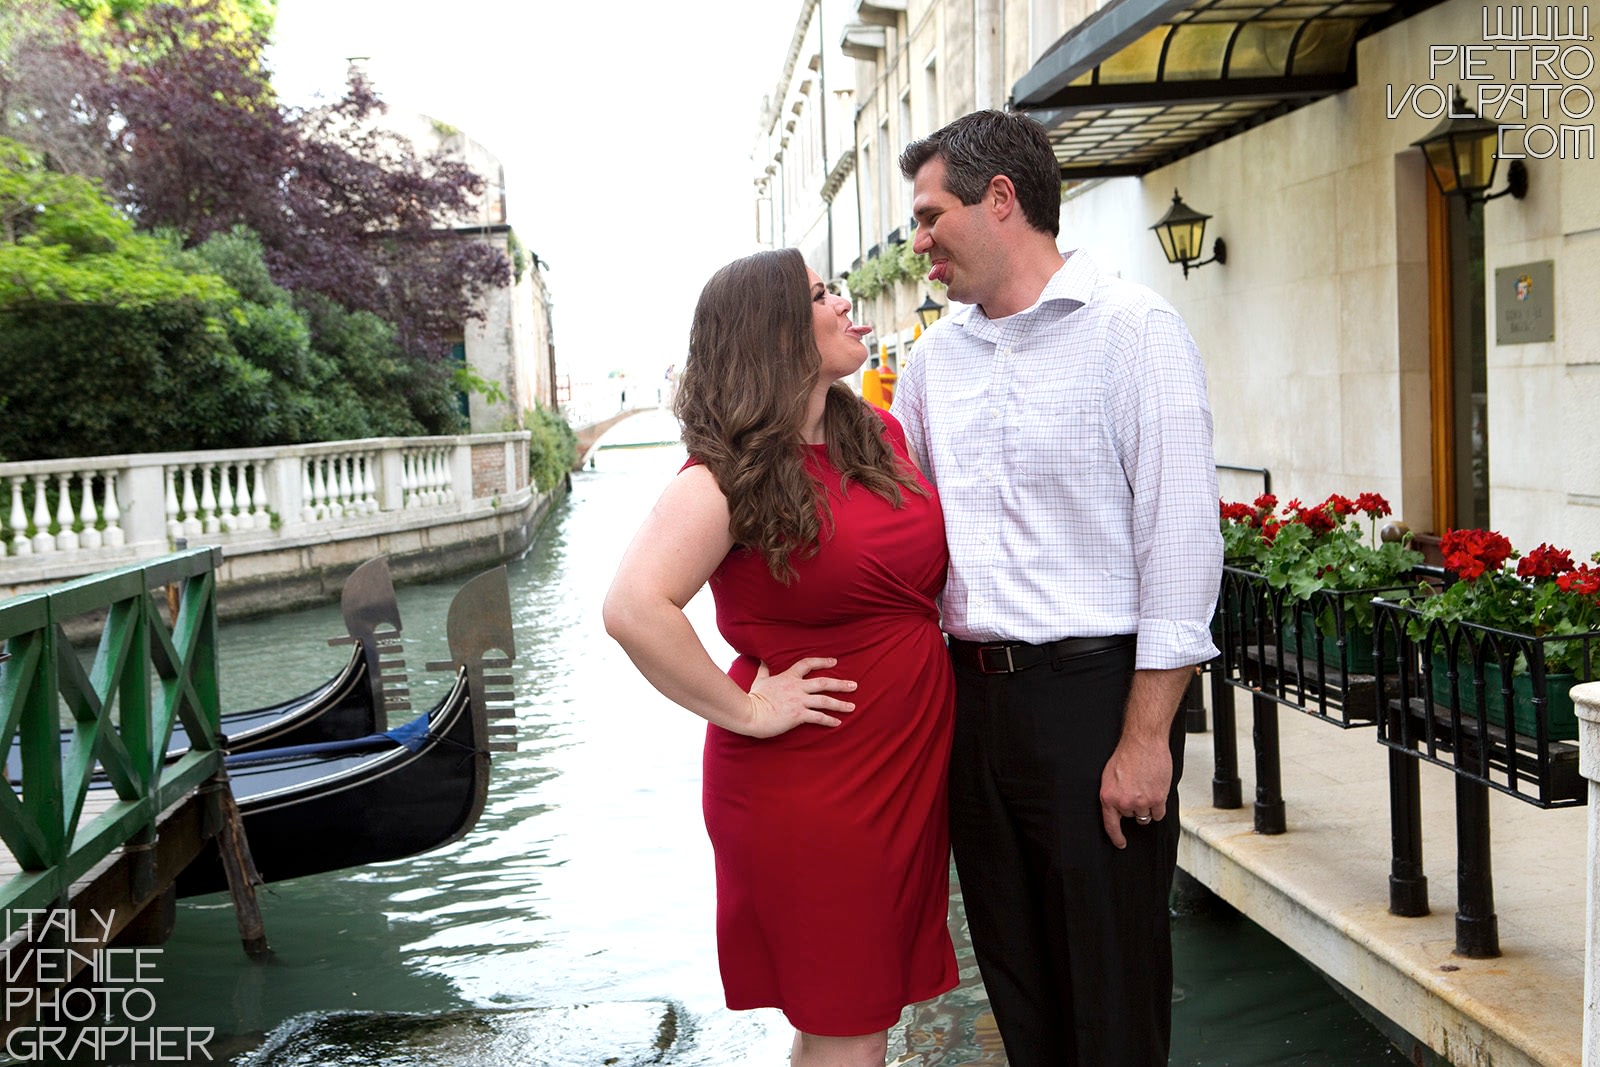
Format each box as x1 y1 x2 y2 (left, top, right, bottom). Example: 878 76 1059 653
948 642 1184 1067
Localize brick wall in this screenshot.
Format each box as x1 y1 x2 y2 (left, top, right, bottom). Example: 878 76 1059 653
471 443 506 499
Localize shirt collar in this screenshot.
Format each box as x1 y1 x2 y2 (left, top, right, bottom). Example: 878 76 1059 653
949 249 1099 338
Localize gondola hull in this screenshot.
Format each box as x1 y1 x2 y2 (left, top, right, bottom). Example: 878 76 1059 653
174 671 488 898
173 565 515 898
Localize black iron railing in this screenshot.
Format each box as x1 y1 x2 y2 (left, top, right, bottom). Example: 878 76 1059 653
1369 594 1593 957
1208 565 1421 833
1204 557 1595 960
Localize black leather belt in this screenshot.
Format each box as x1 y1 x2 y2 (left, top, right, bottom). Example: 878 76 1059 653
948 634 1136 674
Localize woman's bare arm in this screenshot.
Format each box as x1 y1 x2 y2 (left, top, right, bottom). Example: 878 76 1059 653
602 464 856 737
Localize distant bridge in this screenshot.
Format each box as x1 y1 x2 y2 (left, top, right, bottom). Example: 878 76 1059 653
571 406 678 470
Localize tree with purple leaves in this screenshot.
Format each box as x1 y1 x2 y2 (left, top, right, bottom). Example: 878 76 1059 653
91 0 509 362
0 0 512 459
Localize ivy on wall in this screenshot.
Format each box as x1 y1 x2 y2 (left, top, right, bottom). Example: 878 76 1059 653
844 241 936 300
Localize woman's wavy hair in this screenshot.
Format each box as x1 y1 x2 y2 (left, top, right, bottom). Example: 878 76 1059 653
675 248 925 583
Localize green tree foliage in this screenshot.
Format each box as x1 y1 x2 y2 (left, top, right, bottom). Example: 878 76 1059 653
178 226 464 443
0 144 459 459
0 138 225 309
526 405 577 493
52 0 274 36
0 0 498 458
0 136 248 459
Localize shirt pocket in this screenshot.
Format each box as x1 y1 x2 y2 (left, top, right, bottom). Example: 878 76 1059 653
1011 401 1112 481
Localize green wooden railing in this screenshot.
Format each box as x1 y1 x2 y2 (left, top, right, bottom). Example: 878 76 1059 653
1 547 225 914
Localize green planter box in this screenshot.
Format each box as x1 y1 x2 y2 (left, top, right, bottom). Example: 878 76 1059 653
1282 608 1393 676
1428 653 1578 742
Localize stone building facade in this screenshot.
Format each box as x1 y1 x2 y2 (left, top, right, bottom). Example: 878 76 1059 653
376 107 558 433
767 0 1600 556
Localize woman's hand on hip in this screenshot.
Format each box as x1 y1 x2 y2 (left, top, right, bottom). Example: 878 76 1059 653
741 658 857 737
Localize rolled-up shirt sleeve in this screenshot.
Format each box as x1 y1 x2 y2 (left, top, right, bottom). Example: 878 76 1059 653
1108 306 1223 671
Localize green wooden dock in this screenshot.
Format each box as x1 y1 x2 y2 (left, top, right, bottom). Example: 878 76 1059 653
1 547 264 1047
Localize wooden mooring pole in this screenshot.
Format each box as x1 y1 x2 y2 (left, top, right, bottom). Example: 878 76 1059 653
200 771 274 962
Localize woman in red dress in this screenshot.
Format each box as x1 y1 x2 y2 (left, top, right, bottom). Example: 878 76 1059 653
604 248 957 1065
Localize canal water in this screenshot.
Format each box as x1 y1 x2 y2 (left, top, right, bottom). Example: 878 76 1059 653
12 413 1402 1065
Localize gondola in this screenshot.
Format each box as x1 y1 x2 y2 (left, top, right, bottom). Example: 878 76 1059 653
174 565 517 897
179 554 408 756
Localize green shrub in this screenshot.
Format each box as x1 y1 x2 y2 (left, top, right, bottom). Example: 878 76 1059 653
527 403 577 493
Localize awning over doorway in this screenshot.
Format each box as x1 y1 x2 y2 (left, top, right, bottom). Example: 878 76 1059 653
1011 0 1445 179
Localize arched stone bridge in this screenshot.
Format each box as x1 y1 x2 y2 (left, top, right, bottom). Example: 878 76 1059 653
571 406 673 470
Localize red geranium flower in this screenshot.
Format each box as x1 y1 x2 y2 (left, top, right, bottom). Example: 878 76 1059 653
1441 528 1514 581
1517 543 1575 580
1297 506 1337 536
1556 564 1600 597
1322 493 1356 517
1354 492 1391 519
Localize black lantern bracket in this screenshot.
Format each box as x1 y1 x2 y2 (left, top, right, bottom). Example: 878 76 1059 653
1180 237 1226 278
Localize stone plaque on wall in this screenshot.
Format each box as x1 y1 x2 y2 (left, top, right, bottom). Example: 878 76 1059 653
1495 260 1555 344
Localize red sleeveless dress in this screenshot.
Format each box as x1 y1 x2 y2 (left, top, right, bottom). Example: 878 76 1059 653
699 408 957 1036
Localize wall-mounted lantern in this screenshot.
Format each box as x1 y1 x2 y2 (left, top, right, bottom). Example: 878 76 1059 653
1411 94 1529 211
1150 190 1226 279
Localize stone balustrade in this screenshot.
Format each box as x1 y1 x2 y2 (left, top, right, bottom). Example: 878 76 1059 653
1577 682 1600 1067
0 433 536 607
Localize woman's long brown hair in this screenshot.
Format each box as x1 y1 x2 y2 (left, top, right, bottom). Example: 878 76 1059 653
675 248 925 582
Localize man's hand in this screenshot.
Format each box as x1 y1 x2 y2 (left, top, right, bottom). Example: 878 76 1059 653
1100 734 1174 849
1098 665 1191 848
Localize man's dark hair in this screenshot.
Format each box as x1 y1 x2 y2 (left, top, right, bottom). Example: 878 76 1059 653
899 109 1061 237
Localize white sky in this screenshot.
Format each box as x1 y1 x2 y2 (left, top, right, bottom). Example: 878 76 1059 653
265 1 803 385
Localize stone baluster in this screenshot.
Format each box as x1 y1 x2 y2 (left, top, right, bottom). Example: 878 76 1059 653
318 456 337 519
418 450 435 506
1576 682 1600 1067
31 475 54 554
356 453 373 514
1 477 12 558
231 462 254 531
217 462 237 532
181 464 202 539
429 449 446 505
78 471 102 550
53 473 78 551
356 454 375 514
300 460 317 523
313 457 332 521
164 467 183 543
402 450 419 509
252 460 271 526
102 473 124 547
334 453 353 518
199 462 219 534
8 477 30 556
436 448 454 505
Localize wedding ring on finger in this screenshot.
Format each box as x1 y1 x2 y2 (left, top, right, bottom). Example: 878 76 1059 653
1135 814 1152 824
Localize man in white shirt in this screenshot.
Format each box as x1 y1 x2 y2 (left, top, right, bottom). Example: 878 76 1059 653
892 109 1222 1065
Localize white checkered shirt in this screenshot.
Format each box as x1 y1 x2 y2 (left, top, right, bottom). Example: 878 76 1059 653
891 250 1222 670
